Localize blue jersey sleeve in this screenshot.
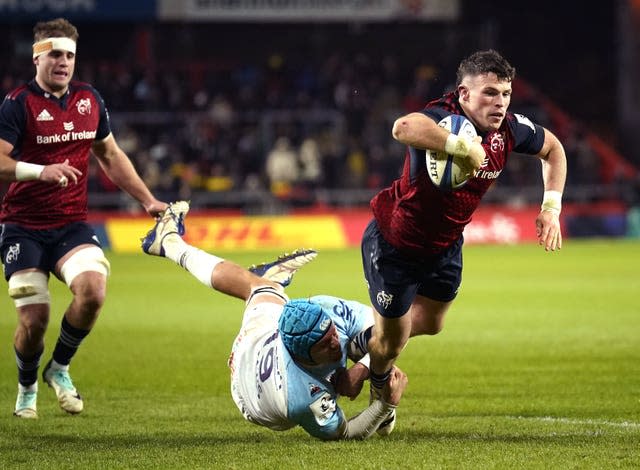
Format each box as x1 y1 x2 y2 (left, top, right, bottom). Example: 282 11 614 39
508 113 545 154
295 391 346 440
91 88 112 141
284 350 346 440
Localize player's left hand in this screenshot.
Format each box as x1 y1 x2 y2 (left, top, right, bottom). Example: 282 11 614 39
332 363 369 400
144 200 169 218
536 210 562 251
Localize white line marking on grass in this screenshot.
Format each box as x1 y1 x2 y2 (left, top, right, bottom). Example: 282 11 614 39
509 416 640 429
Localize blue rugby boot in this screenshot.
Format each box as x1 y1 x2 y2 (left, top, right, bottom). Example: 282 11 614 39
249 249 317 287
141 201 190 256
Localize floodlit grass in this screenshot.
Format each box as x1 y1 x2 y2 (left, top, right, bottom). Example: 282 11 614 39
1 240 639 468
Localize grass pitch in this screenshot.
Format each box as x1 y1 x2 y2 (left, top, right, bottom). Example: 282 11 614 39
0 240 639 469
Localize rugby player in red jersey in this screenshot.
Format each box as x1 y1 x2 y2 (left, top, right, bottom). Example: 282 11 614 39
0 18 167 418
356 50 567 419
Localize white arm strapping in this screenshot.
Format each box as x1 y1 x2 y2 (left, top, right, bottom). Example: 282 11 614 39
357 354 370 370
541 190 562 214
15 162 45 181
340 399 396 440
444 133 471 157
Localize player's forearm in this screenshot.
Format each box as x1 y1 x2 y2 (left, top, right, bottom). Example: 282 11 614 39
0 154 18 181
340 399 396 440
0 140 22 181
541 149 567 194
539 130 567 193
392 113 445 150
98 152 156 206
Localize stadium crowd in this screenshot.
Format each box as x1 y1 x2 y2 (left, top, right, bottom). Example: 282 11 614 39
0 23 606 210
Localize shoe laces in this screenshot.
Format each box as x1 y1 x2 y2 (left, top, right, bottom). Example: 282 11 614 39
163 204 186 233
51 369 75 391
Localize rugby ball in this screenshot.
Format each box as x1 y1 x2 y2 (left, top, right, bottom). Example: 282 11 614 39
426 115 477 190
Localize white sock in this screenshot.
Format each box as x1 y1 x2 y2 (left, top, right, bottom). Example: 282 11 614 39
163 236 223 288
51 359 69 372
19 382 38 393
162 233 188 262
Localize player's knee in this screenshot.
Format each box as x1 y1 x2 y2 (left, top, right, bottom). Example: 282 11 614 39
60 246 110 288
74 279 107 312
8 271 50 307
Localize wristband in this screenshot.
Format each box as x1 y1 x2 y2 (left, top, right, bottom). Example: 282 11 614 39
541 190 562 215
357 354 371 370
444 133 471 157
15 162 45 181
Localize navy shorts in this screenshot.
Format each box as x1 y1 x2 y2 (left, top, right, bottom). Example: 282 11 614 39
361 219 463 318
0 222 102 280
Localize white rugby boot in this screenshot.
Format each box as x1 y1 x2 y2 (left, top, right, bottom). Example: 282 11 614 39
248 249 317 287
141 201 190 256
43 360 83 415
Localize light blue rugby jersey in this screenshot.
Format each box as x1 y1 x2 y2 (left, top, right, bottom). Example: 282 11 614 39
283 295 373 440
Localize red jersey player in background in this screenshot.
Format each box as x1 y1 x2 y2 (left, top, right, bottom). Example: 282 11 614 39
0 18 167 418
355 50 567 427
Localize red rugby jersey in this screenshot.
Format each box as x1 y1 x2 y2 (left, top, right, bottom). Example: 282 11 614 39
0 80 111 229
370 91 545 257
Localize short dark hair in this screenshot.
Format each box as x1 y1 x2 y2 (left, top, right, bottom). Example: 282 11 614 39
33 18 79 43
456 49 515 87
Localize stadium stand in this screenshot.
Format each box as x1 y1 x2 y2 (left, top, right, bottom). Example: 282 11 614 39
1 21 637 221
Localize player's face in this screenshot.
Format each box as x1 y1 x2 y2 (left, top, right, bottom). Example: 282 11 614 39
458 72 512 132
34 49 75 96
310 323 342 364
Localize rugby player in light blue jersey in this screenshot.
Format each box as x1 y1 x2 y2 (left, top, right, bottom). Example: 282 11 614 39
141 201 407 440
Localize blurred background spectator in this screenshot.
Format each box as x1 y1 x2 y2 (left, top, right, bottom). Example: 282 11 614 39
0 0 637 215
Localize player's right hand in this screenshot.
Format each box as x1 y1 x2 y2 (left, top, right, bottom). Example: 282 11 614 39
536 209 562 251
41 159 82 186
332 363 369 400
465 136 486 171
381 366 408 406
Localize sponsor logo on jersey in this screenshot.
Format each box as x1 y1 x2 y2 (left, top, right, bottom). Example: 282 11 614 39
474 169 503 180
36 130 97 144
76 98 91 116
36 109 53 121
63 121 74 131
309 392 336 425
319 317 331 331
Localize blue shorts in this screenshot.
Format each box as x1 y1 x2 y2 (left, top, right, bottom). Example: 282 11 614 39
0 222 102 280
361 219 463 318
